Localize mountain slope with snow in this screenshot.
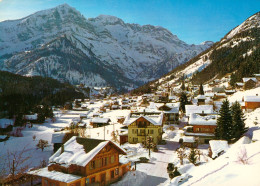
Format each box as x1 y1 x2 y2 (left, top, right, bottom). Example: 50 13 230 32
153 12 260 88
0 4 212 90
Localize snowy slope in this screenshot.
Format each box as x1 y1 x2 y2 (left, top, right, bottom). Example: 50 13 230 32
153 12 260 88
0 4 212 90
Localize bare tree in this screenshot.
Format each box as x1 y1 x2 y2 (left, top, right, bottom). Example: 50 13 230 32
78 128 86 138
237 147 249 164
176 147 187 165
36 139 49 152
111 130 119 143
1 147 31 184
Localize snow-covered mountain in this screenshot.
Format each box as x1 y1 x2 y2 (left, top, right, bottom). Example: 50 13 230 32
0 4 212 90
153 11 260 88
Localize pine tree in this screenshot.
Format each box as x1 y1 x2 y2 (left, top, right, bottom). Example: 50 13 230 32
199 83 204 95
231 101 248 140
181 81 185 91
179 92 189 113
215 99 233 141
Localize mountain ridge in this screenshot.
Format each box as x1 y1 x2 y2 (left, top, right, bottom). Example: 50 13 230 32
0 4 213 91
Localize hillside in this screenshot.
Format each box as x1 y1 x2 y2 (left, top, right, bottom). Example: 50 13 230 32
0 71 84 118
151 12 260 89
0 4 212 91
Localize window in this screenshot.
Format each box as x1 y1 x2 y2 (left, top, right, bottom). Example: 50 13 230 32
111 170 115 179
90 160 95 169
115 168 119 175
150 129 154 134
102 157 108 166
97 159 101 168
111 155 115 163
91 177 95 183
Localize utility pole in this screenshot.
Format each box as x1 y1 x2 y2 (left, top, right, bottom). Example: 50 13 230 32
148 136 151 157
103 125 105 140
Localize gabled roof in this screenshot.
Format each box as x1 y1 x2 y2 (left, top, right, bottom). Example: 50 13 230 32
244 96 260 102
49 137 126 167
28 167 82 183
185 105 213 116
51 132 67 144
189 113 217 126
91 117 111 123
123 112 163 126
242 77 257 83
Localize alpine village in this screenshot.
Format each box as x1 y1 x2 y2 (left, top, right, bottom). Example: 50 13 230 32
0 2 260 186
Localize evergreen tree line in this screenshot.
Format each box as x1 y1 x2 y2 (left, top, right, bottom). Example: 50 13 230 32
215 99 248 142
192 27 260 85
0 71 84 119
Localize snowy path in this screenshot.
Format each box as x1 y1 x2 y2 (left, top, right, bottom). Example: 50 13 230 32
137 141 180 186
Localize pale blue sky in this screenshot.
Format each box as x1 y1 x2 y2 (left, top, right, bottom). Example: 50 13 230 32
0 0 259 44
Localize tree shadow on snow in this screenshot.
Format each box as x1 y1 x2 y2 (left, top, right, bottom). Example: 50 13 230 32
140 174 168 186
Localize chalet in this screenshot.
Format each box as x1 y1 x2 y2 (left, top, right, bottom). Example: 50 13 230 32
121 105 130 110
197 95 206 105
185 105 214 117
179 136 197 148
24 114 38 122
158 104 179 124
111 105 119 110
209 140 229 159
184 113 217 144
254 74 260 81
124 112 164 144
28 137 130 186
90 118 111 128
214 93 227 100
242 78 257 90
0 119 14 134
51 132 67 153
236 82 244 90
212 87 225 93
225 89 236 95
244 95 260 110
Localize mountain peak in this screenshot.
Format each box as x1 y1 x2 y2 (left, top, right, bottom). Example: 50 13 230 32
93 15 124 24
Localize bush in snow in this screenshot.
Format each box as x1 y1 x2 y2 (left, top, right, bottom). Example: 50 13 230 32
36 139 49 152
188 148 198 165
32 135 36 141
167 163 181 180
177 146 187 165
9 127 24 137
237 147 249 165
167 126 175 131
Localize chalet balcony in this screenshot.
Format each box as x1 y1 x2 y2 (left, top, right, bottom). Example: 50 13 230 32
137 133 146 136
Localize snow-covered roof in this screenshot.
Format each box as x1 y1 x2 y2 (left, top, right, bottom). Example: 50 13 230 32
91 117 111 123
209 140 229 159
244 96 260 102
182 136 195 143
49 136 126 167
51 132 67 144
24 114 38 120
123 112 163 126
242 77 257 83
28 167 82 183
185 105 214 116
236 82 244 86
252 130 260 141
189 113 217 126
0 119 14 128
185 132 215 137
197 95 206 99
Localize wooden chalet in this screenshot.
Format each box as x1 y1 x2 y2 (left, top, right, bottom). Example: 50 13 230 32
158 104 179 124
242 78 257 90
124 112 164 144
244 95 260 110
90 118 111 128
28 137 130 186
184 113 217 144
